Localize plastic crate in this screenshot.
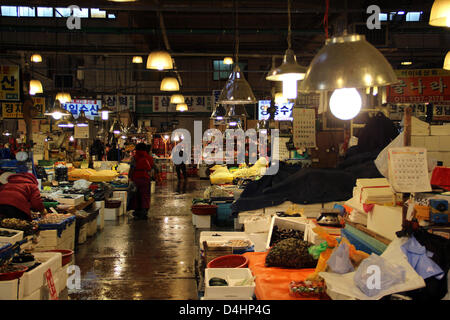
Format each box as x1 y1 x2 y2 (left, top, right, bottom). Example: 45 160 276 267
215 202 234 227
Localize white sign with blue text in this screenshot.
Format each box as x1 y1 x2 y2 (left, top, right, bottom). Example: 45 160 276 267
258 100 294 121
62 99 102 120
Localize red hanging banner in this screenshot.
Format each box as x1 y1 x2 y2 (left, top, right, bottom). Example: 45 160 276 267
45 268 58 300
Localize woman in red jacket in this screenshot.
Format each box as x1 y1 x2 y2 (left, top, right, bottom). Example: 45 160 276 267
0 172 46 221
129 143 154 220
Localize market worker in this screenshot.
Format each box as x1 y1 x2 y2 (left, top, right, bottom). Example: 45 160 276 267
129 143 154 220
0 171 46 221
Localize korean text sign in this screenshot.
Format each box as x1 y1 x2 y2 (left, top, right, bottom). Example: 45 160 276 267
258 100 294 121
0 65 20 101
62 99 101 120
152 95 213 112
2 97 45 118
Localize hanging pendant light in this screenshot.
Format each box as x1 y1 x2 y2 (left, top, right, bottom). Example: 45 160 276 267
227 105 249 118
176 103 188 112
217 65 256 104
45 100 71 120
127 123 138 134
223 57 234 65
160 77 180 91
132 56 143 64
2 129 12 136
76 110 89 127
55 92 72 104
57 115 75 128
300 33 398 92
30 54 42 63
218 1 256 105
29 80 43 95
265 0 306 100
99 105 112 120
110 119 122 134
210 104 227 120
274 92 288 104
429 0 450 27
444 51 450 70
146 51 173 70
170 94 185 104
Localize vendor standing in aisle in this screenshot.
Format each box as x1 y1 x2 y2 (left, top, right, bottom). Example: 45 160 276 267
129 143 154 220
0 171 47 221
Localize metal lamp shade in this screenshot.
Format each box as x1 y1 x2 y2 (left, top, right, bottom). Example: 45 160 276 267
57 119 74 128
176 103 188 112
444 51 450 70
146 51 173 70
429 0 450 27
29 80 43 95
266 49 306 81
76 111 89 127
44 100 71 118
170 94 185 104
300 34 398 92
31 54 42 63
55 92 72 104
217 65 256 105
127 123 138 134
132 56 143 64
210 104 227 119
227 105 249 118
160 77 180 91
110 119 122 134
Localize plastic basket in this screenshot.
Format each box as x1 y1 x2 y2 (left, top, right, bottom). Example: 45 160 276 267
191 205 217 216
215 202 234 227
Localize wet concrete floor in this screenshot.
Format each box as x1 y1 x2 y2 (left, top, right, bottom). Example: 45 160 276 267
68 178 210 300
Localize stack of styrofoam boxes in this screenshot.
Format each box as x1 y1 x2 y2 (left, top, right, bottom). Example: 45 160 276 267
0 228 24 244
104 200 122 221
94 201 105 231
78 223 88 244
112 191 127 216
0 278 21 300
19 252 62 300
203 268 255 300
34 220 76 251
86 218 97 238
411 117 450 166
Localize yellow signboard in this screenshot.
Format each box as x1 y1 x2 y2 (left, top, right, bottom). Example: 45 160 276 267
0 65 20 101
2 97 46 118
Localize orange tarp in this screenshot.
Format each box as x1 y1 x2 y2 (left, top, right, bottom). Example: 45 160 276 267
242 252 322 300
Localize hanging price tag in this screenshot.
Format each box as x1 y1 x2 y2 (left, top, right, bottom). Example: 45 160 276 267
45 268 58 300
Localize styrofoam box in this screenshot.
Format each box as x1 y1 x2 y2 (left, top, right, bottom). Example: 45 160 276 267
204 268 255 299
266 216 309 250
0 279 19 300
21 278 61 300
200 231 251 250
54 194 84 206
430 125 450 136
20 252 62 297
36 223 75 247
238 210 266 224
246 232 269 252
194 214 211 229
87 219 97 237
0 227 24 244
113 191 127 216
367 205 403 241
94 201 105 230
104 207 120 221
78 224 88 244
244 215 272 234
439 136 450 152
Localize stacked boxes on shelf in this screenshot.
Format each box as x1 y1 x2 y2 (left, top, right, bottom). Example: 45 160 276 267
34 217 76 251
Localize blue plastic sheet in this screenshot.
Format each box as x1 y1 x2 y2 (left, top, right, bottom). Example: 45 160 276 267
401 236 444 280
38 216 76 238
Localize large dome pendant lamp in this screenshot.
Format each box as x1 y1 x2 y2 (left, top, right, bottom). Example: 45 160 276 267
299 2 398 122
444 51 450 70
44 99 71 120
146 51 173 71
429 0 450 27
170 94 185 104
265 0 306 100
217 0 256 105
160 76 180 91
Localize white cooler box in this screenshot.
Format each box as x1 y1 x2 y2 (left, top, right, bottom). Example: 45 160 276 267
112 191 127 216
104 207 121 221
0 228 24 244
93 201 105 230
204 268 255 300
34 222 75 251
266 216 309 250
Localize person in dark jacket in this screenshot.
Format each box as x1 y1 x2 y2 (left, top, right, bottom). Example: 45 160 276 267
0 172 46 221
129 143 154 220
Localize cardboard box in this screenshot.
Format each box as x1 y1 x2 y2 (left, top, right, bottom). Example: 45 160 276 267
367 205 403 240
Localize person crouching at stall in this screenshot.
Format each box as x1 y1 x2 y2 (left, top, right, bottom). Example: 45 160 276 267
129 143 154 220
0 171 46 221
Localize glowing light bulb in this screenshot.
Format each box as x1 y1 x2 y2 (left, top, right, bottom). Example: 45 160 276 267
101 111 109 120
69 136 74 142
282 75 298 99
329 88 362 120
52 112 63 120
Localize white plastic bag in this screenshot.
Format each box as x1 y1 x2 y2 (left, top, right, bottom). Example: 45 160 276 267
73 179 92 189
327 242 354 274
374 132 404 178
354 253 406 297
